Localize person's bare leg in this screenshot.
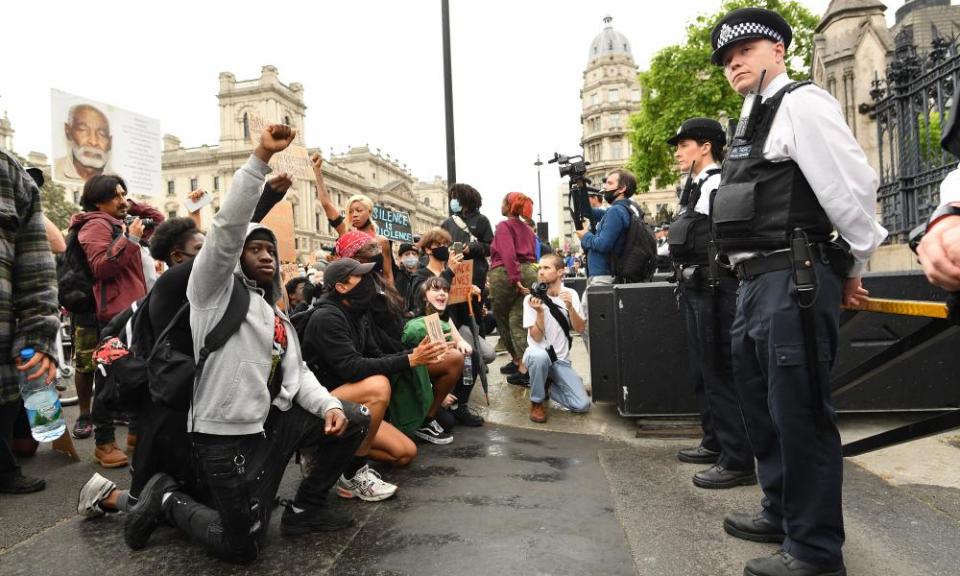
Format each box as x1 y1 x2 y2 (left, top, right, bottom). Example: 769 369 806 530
331 375 390 458
76 371 93 416
367 421 417 466
426 349 463 418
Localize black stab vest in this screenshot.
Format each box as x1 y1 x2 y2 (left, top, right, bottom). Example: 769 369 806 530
667 168 721 266
712 81 833 252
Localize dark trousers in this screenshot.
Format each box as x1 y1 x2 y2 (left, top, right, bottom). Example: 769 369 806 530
731 264 844 569
92 371 138 445
0 400 22 482
164 402 368 563
680 276 753 470
680 285 718 453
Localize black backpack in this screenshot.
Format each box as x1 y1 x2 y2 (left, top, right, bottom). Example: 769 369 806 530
611 201 658 283
58 223 120 314
97 276 250 412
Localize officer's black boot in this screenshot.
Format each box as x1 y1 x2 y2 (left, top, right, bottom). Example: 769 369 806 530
692 464 756 489
744 550 846 576
723 511 785 543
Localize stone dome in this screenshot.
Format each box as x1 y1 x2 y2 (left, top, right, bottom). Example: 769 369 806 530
588 15 634 65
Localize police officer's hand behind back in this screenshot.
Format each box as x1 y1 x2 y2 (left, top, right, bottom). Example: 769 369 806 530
918 215 960 291
842 276 870 307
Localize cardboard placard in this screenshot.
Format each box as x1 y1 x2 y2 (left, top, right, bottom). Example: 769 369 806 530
246 112 313 180
447 259 474 305
260 200 297 263
183 189 213 213
371 205 414 243
424 313 445 344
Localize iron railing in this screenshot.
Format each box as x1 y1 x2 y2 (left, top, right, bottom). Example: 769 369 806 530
867 26 960 241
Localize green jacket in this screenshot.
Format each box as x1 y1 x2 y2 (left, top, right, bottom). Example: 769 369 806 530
386 316 453 434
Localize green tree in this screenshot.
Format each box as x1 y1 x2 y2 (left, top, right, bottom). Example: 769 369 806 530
627 0 819 191
39 179 80 230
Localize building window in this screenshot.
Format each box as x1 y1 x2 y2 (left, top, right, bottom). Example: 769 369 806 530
167 180 175 196
632 89 641 102
610 113 621 129
295 237 300 250
284 115 290 126
591 93 599 106
608 88 619 103
213 176 220 191
190 177 198 191
611 141 622 159
168 210 177 219
242 112 250 141
315 212 321 230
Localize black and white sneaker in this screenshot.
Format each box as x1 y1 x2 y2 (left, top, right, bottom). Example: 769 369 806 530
413 419 453 445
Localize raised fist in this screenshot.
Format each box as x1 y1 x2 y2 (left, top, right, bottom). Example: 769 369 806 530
259 124 297 154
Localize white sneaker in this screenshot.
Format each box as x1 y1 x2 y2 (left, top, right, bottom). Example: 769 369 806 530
78 473 117 518
549 399 572 412
336 464 398 502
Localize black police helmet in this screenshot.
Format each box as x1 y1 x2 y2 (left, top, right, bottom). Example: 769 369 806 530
667 117 726 147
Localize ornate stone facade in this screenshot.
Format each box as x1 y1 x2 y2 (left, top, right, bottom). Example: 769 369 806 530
162 66 446 261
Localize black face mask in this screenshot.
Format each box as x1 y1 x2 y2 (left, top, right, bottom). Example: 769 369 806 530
604 189 620 204
370 253 384 273
343 274 377 310
431 246 450 262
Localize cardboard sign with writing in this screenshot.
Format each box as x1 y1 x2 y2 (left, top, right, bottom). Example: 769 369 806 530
260 200 297 263
447 259 474 305
371 205 414 243
245 112 313 180
424 313 445 344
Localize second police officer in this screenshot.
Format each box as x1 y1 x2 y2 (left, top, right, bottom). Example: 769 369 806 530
709 8 887 576
667 118 756 490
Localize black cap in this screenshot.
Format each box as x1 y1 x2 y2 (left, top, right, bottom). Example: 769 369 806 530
711 8 792 66
667 117 726 146
25 167 44 188
398 242 418 256
324 257 375 286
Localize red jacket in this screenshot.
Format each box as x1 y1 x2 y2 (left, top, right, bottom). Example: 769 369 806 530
69 200 164 325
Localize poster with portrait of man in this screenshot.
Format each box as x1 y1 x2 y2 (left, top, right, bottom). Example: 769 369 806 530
50 89 162 197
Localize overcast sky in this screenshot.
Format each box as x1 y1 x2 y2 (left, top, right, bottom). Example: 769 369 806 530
3 0 905 237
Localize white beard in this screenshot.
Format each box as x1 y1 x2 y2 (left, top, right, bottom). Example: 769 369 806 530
72 145 109 169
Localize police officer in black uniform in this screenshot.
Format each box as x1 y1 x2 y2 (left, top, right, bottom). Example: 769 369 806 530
667 118 756 489
709 8 887 576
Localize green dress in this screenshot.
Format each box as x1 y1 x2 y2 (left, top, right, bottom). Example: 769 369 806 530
386 316 453 435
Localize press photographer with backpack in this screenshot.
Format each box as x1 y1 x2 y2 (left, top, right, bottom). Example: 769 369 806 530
574 168 656 350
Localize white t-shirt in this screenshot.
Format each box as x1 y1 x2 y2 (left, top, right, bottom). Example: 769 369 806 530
523 286 582 361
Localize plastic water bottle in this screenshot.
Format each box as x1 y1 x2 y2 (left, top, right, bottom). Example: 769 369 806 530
463 354 474 389
18 348 65 442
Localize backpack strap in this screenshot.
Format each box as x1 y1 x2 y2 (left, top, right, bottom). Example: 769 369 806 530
451 215 477 243
198 277 250 364
145 301 190 362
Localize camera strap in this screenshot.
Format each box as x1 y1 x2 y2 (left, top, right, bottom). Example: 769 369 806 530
541 295 573 348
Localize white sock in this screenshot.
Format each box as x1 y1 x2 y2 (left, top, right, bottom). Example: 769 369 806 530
161 492 172 506
291 505 304 514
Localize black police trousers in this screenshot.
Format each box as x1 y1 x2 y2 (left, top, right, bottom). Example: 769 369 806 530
163 402 368 563
731 263 844 569
679 275 753 470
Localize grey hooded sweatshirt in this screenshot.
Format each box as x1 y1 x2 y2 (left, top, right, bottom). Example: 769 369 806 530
186 154 342 435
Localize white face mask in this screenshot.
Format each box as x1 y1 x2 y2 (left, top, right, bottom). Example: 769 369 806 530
401 255 419 268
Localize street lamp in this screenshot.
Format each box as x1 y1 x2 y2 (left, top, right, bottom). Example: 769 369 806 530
534 154 543 223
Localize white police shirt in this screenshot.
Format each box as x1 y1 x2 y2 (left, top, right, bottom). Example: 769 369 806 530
938 168 960 207
693 162 722 216
729 73 888 277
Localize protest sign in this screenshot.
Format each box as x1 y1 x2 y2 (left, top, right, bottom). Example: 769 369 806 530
245 111 313 180
183 189 213 213
448 259 474 305
51 89 162 196
424 313 446 344
372 205 414 243
261 200 297 263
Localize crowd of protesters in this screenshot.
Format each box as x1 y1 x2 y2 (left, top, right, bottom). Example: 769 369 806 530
0 123 601 563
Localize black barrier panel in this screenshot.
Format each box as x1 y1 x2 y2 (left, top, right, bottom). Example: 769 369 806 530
562 278 586 299
590 271 960 417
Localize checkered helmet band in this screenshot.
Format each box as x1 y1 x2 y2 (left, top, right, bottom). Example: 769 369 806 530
717 21 783 51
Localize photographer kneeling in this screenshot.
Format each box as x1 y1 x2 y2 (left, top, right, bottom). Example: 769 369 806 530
523 254 590 423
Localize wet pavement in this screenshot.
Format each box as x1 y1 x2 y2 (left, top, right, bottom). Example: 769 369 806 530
2 334 960 575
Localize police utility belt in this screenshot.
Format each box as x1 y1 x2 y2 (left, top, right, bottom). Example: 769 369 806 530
732 240 853 283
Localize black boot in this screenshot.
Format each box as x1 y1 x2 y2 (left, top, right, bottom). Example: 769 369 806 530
677 445 719 464
0 473 44 494
744 550 846 576
723 510 785 543
692 465 756 489
280 497 354 536
124 472 178 550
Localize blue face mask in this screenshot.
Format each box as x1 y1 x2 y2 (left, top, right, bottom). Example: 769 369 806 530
449 198 461 213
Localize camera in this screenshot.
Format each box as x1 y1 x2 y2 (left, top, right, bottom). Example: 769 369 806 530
124 215 157 229
530 281 550 301
549 152 600 231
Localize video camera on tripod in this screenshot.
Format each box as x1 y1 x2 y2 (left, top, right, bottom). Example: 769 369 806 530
549 152 600 231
